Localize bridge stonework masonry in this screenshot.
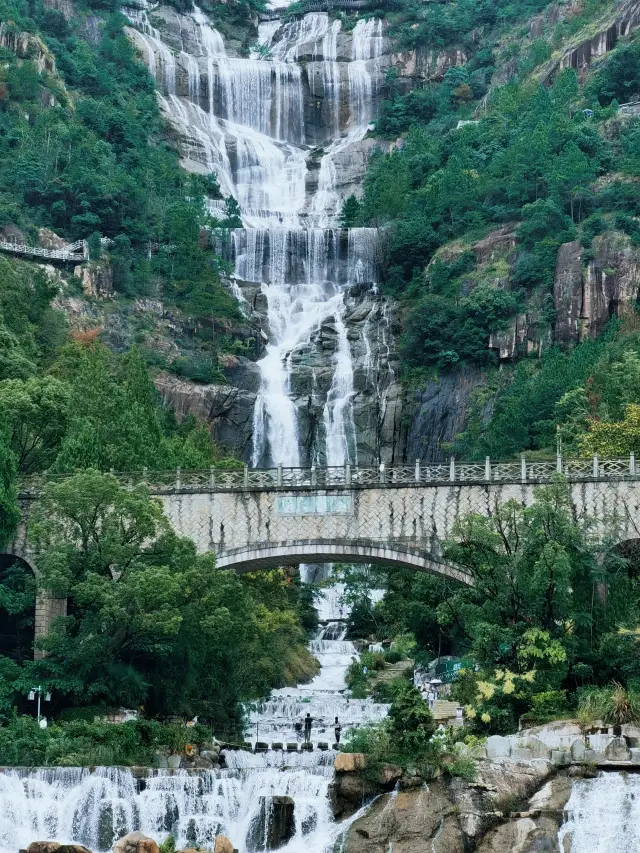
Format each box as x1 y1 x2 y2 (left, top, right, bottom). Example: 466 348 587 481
12 456 640 657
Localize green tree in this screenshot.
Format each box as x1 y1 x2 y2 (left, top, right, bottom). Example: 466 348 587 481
0 376 70 473
339 195 363 228
0 425 20 551
29 471 317 724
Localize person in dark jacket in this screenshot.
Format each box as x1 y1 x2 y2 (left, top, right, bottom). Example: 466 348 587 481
334 716 342 745
304 712 313 744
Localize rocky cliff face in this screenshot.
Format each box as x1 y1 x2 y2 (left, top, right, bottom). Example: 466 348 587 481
340 762 575 853
553 230 640 345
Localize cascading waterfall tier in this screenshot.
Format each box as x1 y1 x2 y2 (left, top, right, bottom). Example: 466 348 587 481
125 3 391 468
558 772 640 851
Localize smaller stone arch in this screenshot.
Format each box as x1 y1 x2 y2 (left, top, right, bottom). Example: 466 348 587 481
0 550 67 661
215 539 473 585
0 553 37 663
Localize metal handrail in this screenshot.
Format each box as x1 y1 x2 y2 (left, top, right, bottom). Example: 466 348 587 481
17 455 640 494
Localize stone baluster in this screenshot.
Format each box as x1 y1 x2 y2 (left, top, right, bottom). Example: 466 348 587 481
415 459 420 483
176 467 182 490
379 463 386 485
243 464 249 488
521 455 527 483
556 452 563 474
592 454 599 479
277 463 283 487
449 456 455 482
345 462 351 486
209 467 216 489
485 456 491 481
630 453 636 476
311 466 317 487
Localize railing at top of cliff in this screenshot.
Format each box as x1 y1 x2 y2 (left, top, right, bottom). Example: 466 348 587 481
258 0 448 15
259 0 373 19
17 455 640 495
0 238 87 263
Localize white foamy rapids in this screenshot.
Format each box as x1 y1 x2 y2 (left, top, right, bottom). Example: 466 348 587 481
312 18 385 227
558 772 640 852
0 765 349 853
322 300 357 467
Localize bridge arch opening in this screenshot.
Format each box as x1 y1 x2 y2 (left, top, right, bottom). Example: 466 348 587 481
215 540 472 585
0 554 36 663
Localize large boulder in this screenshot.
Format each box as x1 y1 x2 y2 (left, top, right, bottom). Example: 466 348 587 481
604 736 631 761
329 771 380 819
335 753 366 772
343 784 465 853
570 739 587 761
213 837 234 853
27 845 61 853
113 833 159 853
485 736 511 759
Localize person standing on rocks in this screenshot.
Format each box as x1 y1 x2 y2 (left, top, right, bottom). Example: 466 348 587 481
334 716 342 745
304 712 313 744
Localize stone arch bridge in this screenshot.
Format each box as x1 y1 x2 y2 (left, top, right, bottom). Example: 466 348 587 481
11 456 640 656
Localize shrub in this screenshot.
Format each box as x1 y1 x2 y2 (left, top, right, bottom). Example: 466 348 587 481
578 683 640 727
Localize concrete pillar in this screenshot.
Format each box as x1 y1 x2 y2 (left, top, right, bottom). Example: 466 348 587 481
34 593 67 660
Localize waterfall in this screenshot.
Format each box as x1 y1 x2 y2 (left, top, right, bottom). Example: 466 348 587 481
126 3 387 468
558 772 640 851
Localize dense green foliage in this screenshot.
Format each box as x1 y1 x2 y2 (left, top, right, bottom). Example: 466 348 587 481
351 17 640 372
456 322 640 460
0 713 214 766
0 0 239 314
0 470 319 733
338 479 640 734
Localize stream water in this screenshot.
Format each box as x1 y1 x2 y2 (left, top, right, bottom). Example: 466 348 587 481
558 772 640 852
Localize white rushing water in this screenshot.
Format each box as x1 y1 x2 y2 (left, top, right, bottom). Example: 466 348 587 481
125 3 385 468
558 772 640 852
0 584 385 853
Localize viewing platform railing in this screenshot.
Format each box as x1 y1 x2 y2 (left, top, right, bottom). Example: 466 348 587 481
0 239 87 263
17 455 640 495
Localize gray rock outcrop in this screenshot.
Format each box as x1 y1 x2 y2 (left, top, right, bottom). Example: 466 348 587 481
553 231 640 345
343 762 573 853
246 795 295 851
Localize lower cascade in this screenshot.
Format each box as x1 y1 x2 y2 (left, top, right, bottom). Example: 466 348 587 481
0 585 384 853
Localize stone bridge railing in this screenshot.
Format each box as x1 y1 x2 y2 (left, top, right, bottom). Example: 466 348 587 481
17 455 640 496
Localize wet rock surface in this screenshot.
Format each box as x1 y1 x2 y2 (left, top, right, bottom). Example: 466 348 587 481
342 763 574 853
